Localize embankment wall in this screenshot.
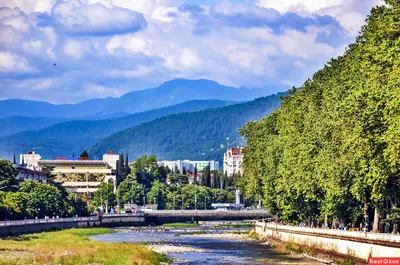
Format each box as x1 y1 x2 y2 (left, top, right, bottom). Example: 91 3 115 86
255 222 400 261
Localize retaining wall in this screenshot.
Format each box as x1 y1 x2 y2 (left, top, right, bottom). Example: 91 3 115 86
0 215 145 236
255 222 400 261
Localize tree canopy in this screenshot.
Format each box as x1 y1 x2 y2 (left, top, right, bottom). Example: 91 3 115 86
240 2 400 232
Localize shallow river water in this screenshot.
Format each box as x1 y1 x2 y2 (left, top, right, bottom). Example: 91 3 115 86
90 223 320 265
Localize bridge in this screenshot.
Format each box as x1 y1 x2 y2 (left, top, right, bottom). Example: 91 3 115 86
0 210 269 235
110 210 269 225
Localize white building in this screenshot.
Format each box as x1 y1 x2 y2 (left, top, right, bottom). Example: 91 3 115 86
158 160 220 173
20 151 41 170
22 151 120 195
15 167 48 184
223 147 244 176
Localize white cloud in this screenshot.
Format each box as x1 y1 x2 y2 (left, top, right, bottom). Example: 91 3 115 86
0 0 385 103
63 39 87 59
1 0 56 14
33 78 53 90
51 0 147 35
0 51 33 72
106 35 148 55
84 83 122 97
257 0 383 35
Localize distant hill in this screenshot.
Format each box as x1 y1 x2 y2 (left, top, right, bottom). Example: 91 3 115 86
0 79 276 119
0 116 68 137
0 99 235 159
89 93 286 162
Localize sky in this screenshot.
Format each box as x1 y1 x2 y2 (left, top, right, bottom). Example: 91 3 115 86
0 0 383 104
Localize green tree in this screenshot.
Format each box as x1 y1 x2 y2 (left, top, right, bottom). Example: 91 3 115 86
79 150 89 159
147 180 168 209
93 182 116 213
117 175 145 205
193 166 198 185
0 159 18 192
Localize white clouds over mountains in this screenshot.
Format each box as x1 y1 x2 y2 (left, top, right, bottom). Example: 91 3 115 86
0 0 383 103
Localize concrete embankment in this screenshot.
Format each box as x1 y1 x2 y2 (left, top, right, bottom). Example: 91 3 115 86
255 222 400 261
0 214 145 236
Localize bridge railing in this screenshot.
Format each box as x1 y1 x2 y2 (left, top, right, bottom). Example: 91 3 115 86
260 222 400 243
0 216 99 227
145 210 269 217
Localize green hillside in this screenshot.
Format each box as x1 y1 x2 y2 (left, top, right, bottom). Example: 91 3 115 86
0 100 234 159
239 1 400 232
89 93 285 162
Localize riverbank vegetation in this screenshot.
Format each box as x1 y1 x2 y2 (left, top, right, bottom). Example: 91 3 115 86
0 160 88 220
239 0 400 232
0 228 170 265
95 154 251 212
161 222 198 227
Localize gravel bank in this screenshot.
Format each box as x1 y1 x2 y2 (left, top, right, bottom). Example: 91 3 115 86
180 233 255 242
147 244 209 254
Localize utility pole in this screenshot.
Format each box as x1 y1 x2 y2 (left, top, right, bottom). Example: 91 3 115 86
195 189 197 210
205 197 207 210
173 195 176 210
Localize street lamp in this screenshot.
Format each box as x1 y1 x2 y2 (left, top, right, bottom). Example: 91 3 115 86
195 189 197 211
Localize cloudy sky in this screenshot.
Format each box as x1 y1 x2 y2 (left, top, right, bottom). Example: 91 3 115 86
0 0 382 103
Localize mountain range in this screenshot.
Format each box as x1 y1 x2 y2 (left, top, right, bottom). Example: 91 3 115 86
90 93 285 162
0 99 234 159
0 79 272 119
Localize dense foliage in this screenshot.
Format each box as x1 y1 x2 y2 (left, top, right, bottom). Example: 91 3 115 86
113 155 247 211
240 1 400 232
0 160 88 220
90 93 284 163
0 99 233 159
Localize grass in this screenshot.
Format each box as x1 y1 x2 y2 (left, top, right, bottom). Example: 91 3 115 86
161 222 198 227
248 229 260 241
0 228 171 265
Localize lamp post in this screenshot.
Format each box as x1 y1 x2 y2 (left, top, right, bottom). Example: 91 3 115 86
195 189 197 211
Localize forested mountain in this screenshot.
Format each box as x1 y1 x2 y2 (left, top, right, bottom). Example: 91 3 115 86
89 93 285 162
239 1 400 232
0 99 234 159
0 79 272 119
0 116 68 137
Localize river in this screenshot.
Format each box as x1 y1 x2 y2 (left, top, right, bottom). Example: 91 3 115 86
90 221 320 265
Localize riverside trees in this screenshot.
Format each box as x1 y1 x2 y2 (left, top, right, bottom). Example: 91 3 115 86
240 1 400 232
0 159 88 220
116 155 242 210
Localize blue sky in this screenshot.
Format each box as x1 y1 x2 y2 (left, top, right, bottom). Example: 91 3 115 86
0 0 382 103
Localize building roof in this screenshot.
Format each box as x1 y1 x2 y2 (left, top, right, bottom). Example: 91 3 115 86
39 160 108 165
225 147 243 157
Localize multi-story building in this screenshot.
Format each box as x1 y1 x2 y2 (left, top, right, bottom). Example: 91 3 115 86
21 151 120 195
20 151 41 170
15 167 48 184
223 147 244 176
158 160 220 173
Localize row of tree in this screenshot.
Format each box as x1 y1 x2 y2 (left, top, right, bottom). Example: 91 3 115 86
0 160 88 220
92 155 245 211
239 1 400 232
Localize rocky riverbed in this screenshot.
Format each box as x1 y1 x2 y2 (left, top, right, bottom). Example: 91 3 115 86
90 223 321 264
